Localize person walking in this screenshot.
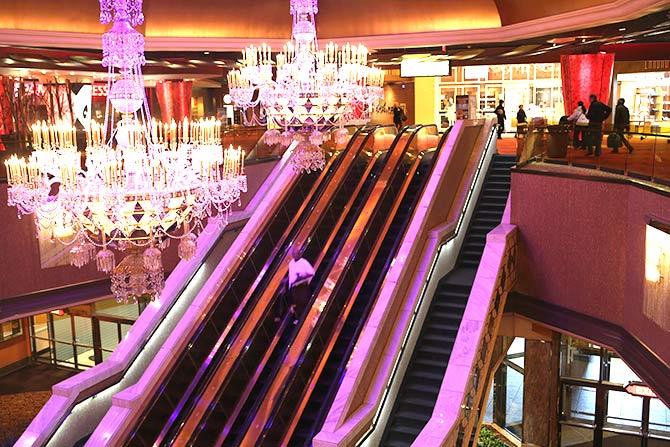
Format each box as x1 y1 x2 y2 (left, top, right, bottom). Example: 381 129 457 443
287 246 315 324
494 100 506 139
392 102 407 131
613 98 633 154
585 94 611 156
567 101 588 149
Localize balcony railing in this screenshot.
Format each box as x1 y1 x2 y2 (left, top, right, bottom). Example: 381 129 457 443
518 124 670 186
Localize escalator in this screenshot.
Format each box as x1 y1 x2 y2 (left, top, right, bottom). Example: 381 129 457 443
179 127 405 446
216 127 433 447
125 128 365 446
289 130 452 447
380 153 517 447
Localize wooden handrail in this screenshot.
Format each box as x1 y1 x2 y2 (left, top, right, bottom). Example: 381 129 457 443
238 126 420 447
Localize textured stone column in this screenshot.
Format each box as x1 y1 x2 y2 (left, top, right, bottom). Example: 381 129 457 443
522 333 560 447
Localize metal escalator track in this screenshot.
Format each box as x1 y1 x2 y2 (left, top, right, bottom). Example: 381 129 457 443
181 126 402 446
289 129 452 446
223 126 433 447
380 153 517 447
125 128 364 446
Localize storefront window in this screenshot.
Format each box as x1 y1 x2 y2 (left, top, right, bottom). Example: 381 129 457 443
650 398 670 437
563 384 597 424
29 297 145 370
0 319 22 342
561 337 601 381
606 390 642 430
485 337 524 440
439 63 563 129
559 335 670 447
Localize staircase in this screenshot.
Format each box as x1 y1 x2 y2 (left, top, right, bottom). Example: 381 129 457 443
381 154 516 447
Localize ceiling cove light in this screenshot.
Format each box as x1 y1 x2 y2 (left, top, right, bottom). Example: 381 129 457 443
4 0 246 303
226 0 384 173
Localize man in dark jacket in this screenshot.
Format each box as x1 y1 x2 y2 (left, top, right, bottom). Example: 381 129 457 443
516 104 527 136
494 100 506 139
585 94 612 156
613 98 633 153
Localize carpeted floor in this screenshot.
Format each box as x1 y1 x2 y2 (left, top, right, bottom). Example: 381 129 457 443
0 363 79 443
496 136 518 156
0 362 78 395
0 390 52 443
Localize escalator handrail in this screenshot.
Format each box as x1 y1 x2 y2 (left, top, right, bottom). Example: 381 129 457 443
237 126 426 446
169 126 388 446
353 122 497 447
298 128 453 443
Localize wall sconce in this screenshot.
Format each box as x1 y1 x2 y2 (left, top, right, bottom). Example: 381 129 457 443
645 224 670 283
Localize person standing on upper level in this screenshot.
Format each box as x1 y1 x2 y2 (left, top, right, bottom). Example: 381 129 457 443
568 101 588 149
613 98 634 154
585 94 612 157
494 100 506 139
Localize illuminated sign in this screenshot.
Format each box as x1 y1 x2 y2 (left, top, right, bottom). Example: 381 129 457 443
401 58 450 78
72 84 92 127
625 381 657 398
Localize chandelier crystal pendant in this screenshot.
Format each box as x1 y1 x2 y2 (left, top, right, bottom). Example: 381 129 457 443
4 0 247 303
227 0 384 173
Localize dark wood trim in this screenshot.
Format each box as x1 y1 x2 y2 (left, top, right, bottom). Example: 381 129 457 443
511 166 670 198
505 292 670 408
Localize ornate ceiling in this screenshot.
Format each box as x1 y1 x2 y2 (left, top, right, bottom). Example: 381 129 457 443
0 0 668 49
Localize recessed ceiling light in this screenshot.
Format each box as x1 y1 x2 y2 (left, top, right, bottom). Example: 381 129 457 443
618 27 627 31
204 51 210 55
22 57 48 63
3 58 15 65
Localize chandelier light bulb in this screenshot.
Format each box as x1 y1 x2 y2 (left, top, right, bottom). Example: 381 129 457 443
226 0 384 172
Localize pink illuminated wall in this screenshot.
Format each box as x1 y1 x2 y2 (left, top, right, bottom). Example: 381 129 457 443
511 171 670 366
560 53 615 114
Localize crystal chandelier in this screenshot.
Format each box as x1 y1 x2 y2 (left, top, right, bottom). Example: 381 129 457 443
226 0 384 172
4 0 247 303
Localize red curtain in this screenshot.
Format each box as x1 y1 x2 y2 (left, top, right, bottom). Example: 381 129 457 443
0 76 13 150
155 80 192 122
560 53 615 114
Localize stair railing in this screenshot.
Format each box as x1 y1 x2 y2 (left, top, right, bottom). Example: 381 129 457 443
412 199 518 447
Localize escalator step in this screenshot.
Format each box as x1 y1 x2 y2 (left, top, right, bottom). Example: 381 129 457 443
408 369 444 383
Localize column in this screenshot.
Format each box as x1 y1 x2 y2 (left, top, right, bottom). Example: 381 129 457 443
560 53 615 114
414 76 439 126
523 333 561 447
